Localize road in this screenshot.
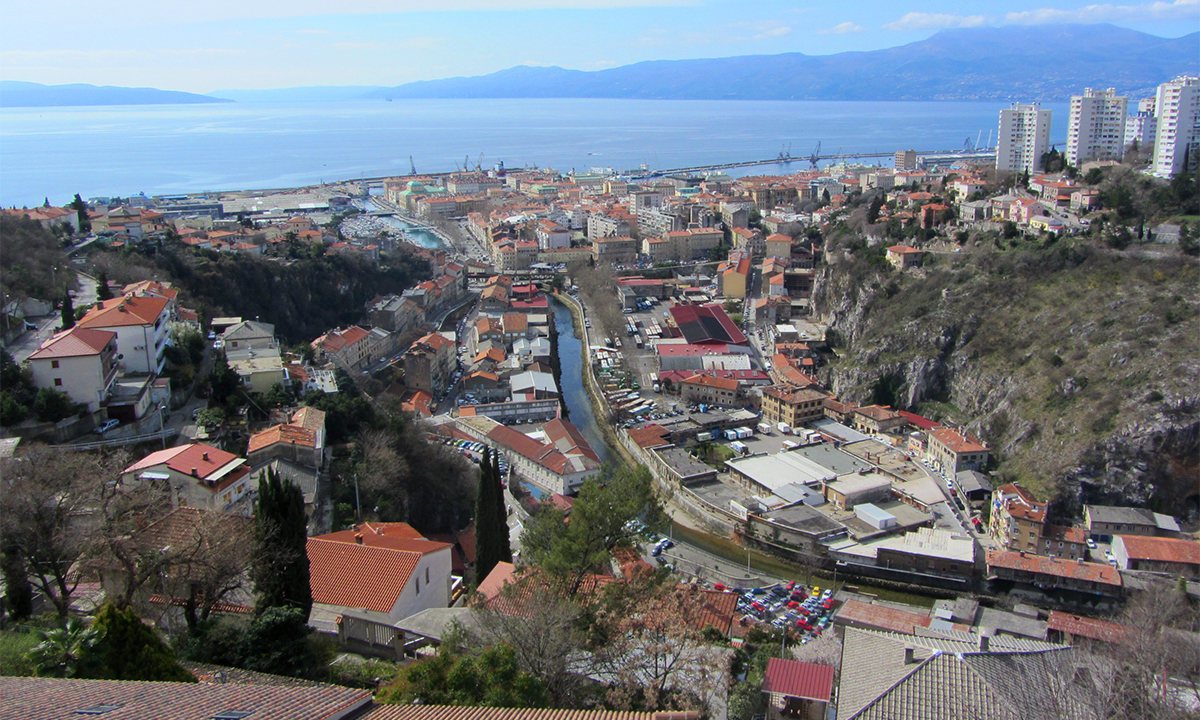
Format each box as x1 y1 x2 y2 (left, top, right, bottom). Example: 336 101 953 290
8 272 98 363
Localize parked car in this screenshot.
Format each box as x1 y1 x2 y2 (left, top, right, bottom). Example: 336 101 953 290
94 419 119 434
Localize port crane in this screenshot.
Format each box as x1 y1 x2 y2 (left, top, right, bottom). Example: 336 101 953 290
409 156 416 175
807 142 821 169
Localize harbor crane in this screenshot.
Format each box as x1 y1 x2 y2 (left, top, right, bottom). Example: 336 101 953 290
808 142 821 168
475 153 485 171
409 156 416 175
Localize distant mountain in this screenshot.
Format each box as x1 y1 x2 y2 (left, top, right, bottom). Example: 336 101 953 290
368 24 1199 102
206 86 387 102
0 81 232 108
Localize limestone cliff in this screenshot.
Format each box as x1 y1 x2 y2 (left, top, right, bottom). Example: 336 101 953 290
813 243 1199 519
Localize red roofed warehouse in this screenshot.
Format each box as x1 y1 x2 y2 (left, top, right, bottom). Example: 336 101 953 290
986 549 1122 598
1112 535 1200 579
669 303 748 346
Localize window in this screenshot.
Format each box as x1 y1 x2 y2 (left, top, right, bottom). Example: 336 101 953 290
51 360 60 369
425 567 430 584
415 577 420 594
54 378 63 386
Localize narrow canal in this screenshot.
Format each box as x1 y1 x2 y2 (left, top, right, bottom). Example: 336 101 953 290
550 297 614 465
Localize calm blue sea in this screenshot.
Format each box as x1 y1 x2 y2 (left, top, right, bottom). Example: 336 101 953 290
0 98 1068 208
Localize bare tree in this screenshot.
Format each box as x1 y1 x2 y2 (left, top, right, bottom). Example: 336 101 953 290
0 446 128 618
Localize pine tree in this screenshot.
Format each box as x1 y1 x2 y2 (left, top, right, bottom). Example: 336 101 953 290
474 448 503 583
251 469 312 617
60 291 75 330
81 603 195 682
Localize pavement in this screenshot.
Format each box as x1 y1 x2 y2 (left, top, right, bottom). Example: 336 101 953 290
7 273 98 363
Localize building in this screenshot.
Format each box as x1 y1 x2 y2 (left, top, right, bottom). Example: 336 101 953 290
836 627 1107 720
76 294 171 375
226 346 286 394
925 427 988 473
592 235 638 265
307 522 454 637
761 385 827 428
1111 535 1200 579
1152 76 1200 177
996 102 1052 174
121 442 253 513
677 374 740 406
1066 88 1128 166
220 320 277 351
762 658 834 720
1083 504 1181 542
312 326 391 372
885 244 924 270
404 332 457 396
990 483 1046 554
27 327 118 413
459 416 601 495
986 549 1123 598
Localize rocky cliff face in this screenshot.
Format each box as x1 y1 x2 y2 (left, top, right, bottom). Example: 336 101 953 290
813 246 1200 519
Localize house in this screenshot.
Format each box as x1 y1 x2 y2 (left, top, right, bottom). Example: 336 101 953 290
925 427 988 473
307 522 454 637
463 417 602 495
404 332 457 396
850 405 907 435
836 626 1108 720
122 443 253 514
985 549 1122 598
679 374 740 406
27 327 118 413
220 320 276 351
226 346 287 394
989 483 1046 554
954 470 994 505
247 406 327 471
761 385 827 428
1084 504 1181 542
76 294 172 375
1111 535 1200 579
762 658 834 720
885 244 924 270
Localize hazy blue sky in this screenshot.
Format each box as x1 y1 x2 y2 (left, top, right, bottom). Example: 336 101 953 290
2 0 1196 92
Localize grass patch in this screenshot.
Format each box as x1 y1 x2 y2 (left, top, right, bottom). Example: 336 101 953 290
0 631 39 677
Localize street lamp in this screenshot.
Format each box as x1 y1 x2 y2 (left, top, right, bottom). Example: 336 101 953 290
159 405 169 450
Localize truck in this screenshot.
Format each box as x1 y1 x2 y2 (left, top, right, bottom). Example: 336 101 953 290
777 422 792 435
736 426 753 439
696 431 712 442
782 440 799 450
724 429 739 441
758 422 773 435
729 441 748 455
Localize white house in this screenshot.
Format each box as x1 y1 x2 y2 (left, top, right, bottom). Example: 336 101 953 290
76 294 171 375
27 326 119 413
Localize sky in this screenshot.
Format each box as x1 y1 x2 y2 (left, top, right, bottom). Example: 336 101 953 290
1 0 1196 93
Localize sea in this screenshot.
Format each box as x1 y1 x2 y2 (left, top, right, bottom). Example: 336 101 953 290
0 98 1069 208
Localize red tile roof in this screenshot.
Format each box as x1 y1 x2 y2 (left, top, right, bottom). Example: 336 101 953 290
0 676 372 720
763 657 835 702
1047 611 1130 644
986 550 1122 586
78 294 169 328
930 427 987 454
125 443 239 479
682 374 739 391
897 410 941 430
835 599 933 635
29 327 115 359
1116 535 1200 565
627 424 671 449
362 705 659 719
248 424 316 454
307 527 448 613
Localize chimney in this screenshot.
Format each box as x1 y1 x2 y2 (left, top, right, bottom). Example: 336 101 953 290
979 634 990 652
202 451 209 461
191 467 198 477
904 647 916 665
354 533 364 545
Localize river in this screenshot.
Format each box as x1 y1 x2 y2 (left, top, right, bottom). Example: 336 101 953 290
550 297 614 466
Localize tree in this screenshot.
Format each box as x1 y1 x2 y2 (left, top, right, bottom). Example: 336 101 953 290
238 606 325 679
31 388 75 423
60 291 74 330
377 643 547 708
475 448 506 583
0 447 128 618
1 537 33 622
70 194 90 234
251 469 312 616
26 617 104 678
519 464 663 597
95 270 113 302
81 603 195 682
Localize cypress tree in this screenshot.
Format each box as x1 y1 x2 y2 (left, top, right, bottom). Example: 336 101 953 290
475 448 502 582
96 270 113 302
251 469 312 617
82 603 195 682
60 291 75 330
493 449 512 563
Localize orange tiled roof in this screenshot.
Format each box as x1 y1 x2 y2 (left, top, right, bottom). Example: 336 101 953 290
986 550 1122 586
78 294 169 329
307 539 419 613
247 424 316 454
29 327 115 360
1116 535 1200 565
1047 611 1130 644
930 427 987 454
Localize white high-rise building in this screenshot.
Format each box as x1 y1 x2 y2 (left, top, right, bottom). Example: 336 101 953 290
996 103 1052 174
1153 76 1200 177
1066 88 1128 166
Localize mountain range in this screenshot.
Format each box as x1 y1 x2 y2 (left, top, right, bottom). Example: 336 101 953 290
0 81 230 108
367 24 1198 102
2 25 1196 107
